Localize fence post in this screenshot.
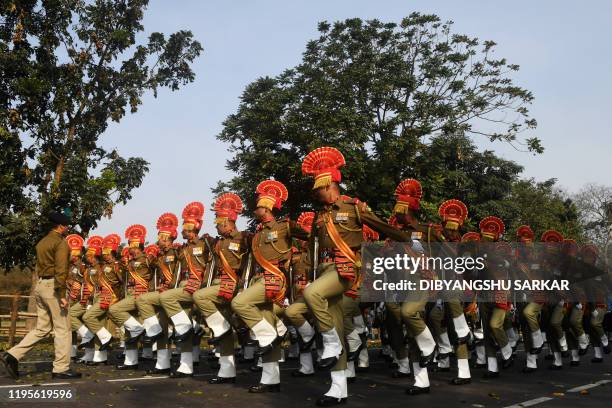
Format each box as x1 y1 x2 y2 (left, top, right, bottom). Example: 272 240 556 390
8 295 21 347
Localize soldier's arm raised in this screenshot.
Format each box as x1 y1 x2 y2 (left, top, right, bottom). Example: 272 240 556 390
357 203 409 242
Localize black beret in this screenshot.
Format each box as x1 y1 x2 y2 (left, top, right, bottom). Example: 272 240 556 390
48 211 71 226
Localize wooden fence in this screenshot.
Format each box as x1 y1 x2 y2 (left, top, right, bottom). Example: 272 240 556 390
0 294 36 347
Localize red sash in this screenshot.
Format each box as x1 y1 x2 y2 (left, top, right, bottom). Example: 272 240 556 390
323 214 361 297
217 244 239 300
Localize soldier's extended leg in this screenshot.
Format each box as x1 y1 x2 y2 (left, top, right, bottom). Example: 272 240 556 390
342 294 362 381
159 287 195 376
428 300 452 370
590 305 609 362
303 263 350 401
400 293 436 367
193 284 236 382
489 306 513 368
135 291 171 373
82 301 112 364
446 298 471 384
70 302 94 351
521 302 543 372
108 295 142 369
231 278 281 391
385 302 411 377
285 299 315 376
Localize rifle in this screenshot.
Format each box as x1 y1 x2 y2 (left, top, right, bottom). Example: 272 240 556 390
203 236 216 287
312 236 319 280
243 251 253 290
288 263 294 303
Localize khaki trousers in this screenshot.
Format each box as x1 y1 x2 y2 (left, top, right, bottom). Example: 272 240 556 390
231 278 281 362
303 263 350 371
193 284 234 356
136 291 170 349
385 302 407 360
8 278 71 373
285 298 309 328
69 302 87 332
159 286 195 351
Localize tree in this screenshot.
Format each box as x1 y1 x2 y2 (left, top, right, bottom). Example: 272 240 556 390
0 0 203 269
574 183 612 250
215 14 539 223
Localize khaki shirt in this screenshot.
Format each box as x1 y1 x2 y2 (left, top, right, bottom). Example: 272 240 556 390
178 237 211 283
35 230 70 292
254 219 309 264
155 246 180 288
313 197 406 250
216 230 248 271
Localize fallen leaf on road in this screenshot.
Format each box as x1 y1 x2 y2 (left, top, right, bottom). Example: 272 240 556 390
552 392 564 397
580 390 589 395
488 392 500 400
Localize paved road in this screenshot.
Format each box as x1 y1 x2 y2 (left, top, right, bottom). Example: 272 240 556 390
0 348 611 408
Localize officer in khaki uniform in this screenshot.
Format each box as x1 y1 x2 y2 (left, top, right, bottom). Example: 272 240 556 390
285 212 316 377
108 224 151 370
1 211 81 379
160 201 212 378
82 234 123 365
194 193 248 384
65 234 85 360
135 212 180 374
301 147 406 406
231 180 309 393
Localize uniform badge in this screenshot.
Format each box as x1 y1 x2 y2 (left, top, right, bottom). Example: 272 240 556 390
335 212 349 222
165 255 175 263
530 263 540 270
89 269 97 275
411 231 423 240
229 242 240 251
266 231 278 241
71 267 79 275
134 262 141 267
104 266 112 273
193 247 203 256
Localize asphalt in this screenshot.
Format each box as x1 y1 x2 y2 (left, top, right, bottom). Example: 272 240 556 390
0 347 611 408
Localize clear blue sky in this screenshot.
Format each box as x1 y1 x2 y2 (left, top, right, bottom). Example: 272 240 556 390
95 0 612 240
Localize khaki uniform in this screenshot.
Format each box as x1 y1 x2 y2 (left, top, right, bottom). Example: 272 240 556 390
83 260 122 337
136 246 179 350
7 231 72 373
108 254 151 347
194 230 248 357
232 219 306 363
305 197 405 371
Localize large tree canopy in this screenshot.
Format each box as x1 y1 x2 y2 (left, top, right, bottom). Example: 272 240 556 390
0 0 203 268
215 14 545 229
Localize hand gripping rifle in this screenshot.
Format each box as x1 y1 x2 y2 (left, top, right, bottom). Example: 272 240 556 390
243 251 253 290
203 236 216 288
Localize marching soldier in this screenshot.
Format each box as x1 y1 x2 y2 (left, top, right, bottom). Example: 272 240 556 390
438 199 472 385
65 234 85 360
74 236 105 362
285 212 317 377
0 211 81 379
542 229 568 370
231 180 309 393
135 212 180 374
582 244 610 362
82 234 124 365
193 193 249 384
388 179 441 395
108 224 151 370
515 225 546 373
478 216 514 377
301 147 407 405
159 202 212 378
